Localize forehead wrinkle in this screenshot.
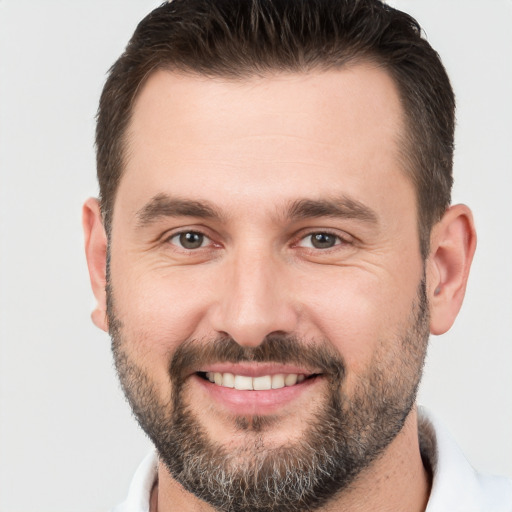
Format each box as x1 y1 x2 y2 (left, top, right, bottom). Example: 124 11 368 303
136 193 225 227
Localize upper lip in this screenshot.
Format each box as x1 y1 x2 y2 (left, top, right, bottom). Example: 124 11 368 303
195 363 319 377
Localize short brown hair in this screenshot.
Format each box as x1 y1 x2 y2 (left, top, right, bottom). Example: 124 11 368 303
96 0 455 257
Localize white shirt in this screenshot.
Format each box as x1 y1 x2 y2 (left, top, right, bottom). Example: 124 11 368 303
112 407 512 512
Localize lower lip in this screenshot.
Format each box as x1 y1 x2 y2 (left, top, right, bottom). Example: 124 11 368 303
193 374 320 415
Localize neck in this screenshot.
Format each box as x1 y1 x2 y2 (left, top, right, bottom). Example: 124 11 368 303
319 407 431 512
152 407 430 512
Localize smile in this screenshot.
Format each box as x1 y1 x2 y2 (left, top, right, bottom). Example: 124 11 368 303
194 367 322 414
202 372 308 390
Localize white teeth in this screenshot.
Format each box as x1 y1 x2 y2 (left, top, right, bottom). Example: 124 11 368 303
285 374 298 386
204 372 308 390
234 375 253 390
253 375 272 390
271 374 285 389
222 372 235 388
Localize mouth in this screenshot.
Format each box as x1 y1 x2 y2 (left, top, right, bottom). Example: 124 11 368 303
192 364 323 415
197 371 314 390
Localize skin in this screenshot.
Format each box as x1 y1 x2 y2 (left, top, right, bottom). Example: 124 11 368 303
84 63 476 511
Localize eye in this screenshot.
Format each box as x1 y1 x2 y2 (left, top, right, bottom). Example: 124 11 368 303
298 232 342 249
169 231 210 250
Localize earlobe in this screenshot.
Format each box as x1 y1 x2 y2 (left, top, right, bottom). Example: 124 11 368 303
427 204 477 335
82 197 109 333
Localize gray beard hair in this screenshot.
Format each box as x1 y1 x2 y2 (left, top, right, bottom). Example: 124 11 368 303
109 278 429 512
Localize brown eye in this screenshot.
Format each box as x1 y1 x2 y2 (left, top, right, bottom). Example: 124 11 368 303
170 231 207 249
311 233 337 248
298 232 341 249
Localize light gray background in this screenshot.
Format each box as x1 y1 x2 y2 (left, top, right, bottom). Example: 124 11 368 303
0 1 511 511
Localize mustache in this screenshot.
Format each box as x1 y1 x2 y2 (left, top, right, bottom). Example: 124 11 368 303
169 334 346 384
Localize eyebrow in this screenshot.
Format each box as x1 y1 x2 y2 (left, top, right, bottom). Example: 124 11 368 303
136 193 223 227
286 197 378 224
135 193 378 227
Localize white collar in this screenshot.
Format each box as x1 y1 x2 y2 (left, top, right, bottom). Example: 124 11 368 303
112 406 512 511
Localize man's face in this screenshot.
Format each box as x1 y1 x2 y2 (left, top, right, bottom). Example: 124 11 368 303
107 65 429 510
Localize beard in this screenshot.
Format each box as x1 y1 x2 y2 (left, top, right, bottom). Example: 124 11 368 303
108 279 429 512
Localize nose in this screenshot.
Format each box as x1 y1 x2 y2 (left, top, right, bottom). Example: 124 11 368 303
208 248 299 348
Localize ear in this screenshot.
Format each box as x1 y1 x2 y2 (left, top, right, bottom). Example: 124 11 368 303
82 198 109 332
427 204 477 335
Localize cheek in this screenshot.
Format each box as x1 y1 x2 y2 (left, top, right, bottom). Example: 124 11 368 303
297 266 421 372
109 261 214 376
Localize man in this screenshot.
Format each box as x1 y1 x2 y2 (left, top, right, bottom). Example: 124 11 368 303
83 0 512 510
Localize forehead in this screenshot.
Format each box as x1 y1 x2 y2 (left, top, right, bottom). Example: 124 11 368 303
127 63 404 151
117 64 411 223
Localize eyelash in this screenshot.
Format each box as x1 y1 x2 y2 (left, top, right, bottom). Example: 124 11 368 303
295 230 348 250
165 229 351 252
166 231 214 251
